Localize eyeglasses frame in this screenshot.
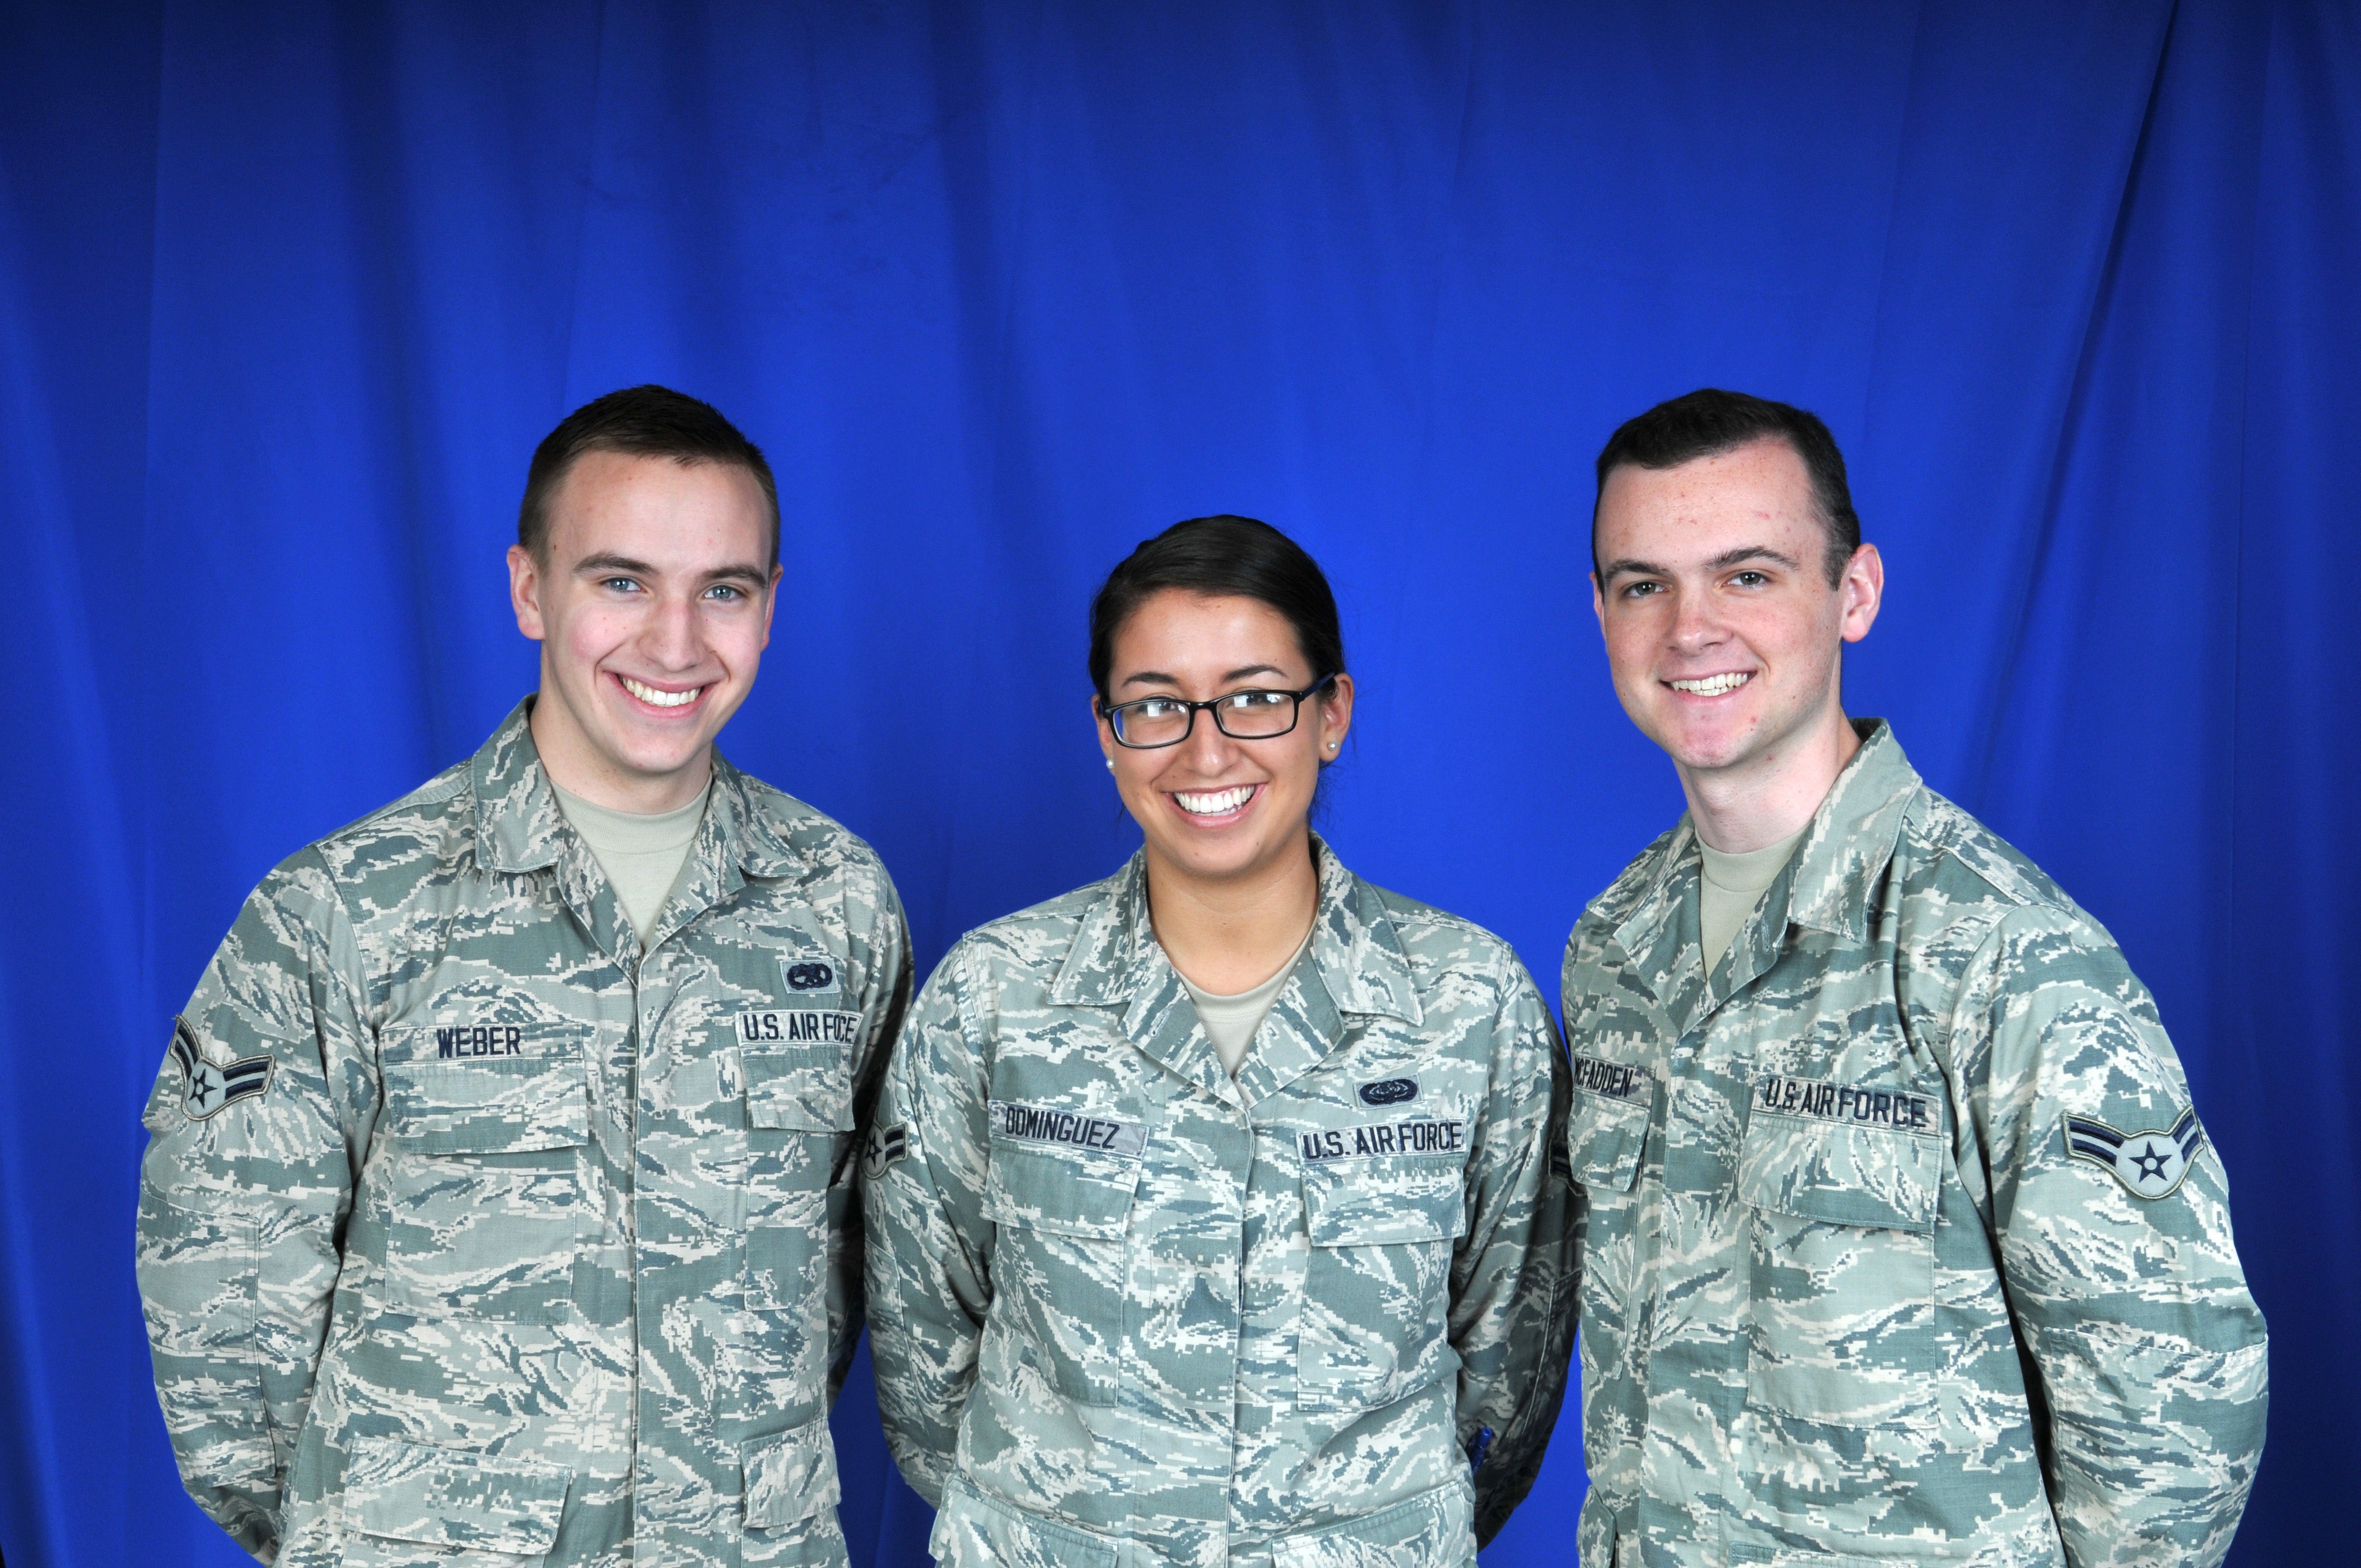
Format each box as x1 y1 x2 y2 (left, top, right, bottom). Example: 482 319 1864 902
1097 672 1339 750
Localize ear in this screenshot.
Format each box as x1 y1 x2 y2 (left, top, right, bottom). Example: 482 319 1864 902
509 544 546 641
758 562 784 650
1091 692 1117 765
1317 673 1356 756
1837 543 1884 644
1591 570 1607 631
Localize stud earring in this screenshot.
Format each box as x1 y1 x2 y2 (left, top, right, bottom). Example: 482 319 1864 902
1106 758 1114 770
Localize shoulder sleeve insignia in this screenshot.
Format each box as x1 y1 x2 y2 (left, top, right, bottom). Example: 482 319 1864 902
2061 1106 2205 1199
171 1016 275 1122
864 1120 910 1177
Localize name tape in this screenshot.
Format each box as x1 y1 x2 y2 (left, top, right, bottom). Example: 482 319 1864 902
988 1099 1146 1159
1572 1053 1652 1102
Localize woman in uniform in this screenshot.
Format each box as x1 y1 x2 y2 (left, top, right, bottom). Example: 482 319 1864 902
863 515 1573 1568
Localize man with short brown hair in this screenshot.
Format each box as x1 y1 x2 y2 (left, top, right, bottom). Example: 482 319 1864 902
1562 387 2266 1567
138 385 910 1566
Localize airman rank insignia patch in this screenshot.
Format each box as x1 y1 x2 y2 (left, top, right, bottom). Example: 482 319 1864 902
170 1016 274 1121
866 1121 910 1176
2063 1106 2205 1199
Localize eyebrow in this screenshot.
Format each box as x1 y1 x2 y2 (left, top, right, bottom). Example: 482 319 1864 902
1597 557 1671 582
1598 545 1800 580
573 552 771 588
1707 545 1800 571
1117 662 1290 692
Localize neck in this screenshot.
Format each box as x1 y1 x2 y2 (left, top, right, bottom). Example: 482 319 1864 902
1678 705 1861 853
529 700 714 815
1143 828 1320 995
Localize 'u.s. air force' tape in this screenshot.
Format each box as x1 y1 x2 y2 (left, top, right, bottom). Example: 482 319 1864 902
2063 1106 2205 1199
170 1016 273 1122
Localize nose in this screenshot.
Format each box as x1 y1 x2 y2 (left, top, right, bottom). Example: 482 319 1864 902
1668 583 1727 652
643 590 705 670
1174 704 1241 775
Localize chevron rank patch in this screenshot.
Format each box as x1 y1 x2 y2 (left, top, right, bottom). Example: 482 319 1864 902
170 1016 274 1122
2062 1106 2205 1199
865 1120 910 1177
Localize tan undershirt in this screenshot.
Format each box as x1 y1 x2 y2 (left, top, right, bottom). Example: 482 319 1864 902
552 780 711 949
1697 823 1808 972
1178 926 1315 1077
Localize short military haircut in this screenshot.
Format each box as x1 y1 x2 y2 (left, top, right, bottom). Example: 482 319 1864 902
518 385 781 566
1591 388 1861 587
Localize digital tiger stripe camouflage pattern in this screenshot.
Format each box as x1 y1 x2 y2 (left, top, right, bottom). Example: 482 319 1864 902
136 703 911 1565
1560 721 2267 1567
864 842 1575 1568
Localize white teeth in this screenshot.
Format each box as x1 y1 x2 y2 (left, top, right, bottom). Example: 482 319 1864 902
1173 786 1255 816
621 677 701 709
1671 672 1751 696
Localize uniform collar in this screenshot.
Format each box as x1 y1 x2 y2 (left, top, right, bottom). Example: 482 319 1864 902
468 700 804 959
1593 719 1918 1026
1049 836 1418 1019
1049 836 1422 1108
470 699 803 881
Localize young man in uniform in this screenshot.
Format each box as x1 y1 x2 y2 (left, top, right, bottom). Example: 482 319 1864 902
137 385 911 1566
1562 388 2266 1567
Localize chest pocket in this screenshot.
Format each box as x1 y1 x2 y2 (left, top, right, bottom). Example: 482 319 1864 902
981 1131 1144 1408
1737 1098 1940 1428
372 1027 595 1324
743 1043 855 1134
1567 1088 1650 1195
1297 1153 1467 1412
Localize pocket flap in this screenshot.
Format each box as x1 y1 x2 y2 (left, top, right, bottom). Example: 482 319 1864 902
743 1411 842 1531
382 1052 590 1155
1739 1109 1939 1232
348 1435 571 1553
1303 1157 1466 1247
1567 1090 1650 1194
744 1047 853 1132
982 1144 1141 1240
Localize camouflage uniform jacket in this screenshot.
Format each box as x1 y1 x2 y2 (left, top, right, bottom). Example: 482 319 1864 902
1561 721 2267 1568
136 701 912 1566
864 842 1574 1568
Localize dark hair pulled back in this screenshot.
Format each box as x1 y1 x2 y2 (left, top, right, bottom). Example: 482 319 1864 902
1088 515 1346 705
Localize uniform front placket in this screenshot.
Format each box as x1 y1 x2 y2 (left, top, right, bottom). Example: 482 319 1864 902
1614 851 1749 1568
1122 963 1254 1559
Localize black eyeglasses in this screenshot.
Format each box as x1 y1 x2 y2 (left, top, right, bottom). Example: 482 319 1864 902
1099 674 1337 749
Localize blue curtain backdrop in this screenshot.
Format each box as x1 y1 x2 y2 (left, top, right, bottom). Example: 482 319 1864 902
2 1 2353 1563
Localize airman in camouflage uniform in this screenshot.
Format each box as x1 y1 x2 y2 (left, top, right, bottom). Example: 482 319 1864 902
1568 389 2267 1567
1563 721 2266 1566
137 386 912 1565
137 705 909 1565
864 841 1574 1568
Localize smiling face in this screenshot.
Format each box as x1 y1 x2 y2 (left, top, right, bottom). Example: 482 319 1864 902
1096 590 1353 892
508 450 781 812
1592 437 1881 796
